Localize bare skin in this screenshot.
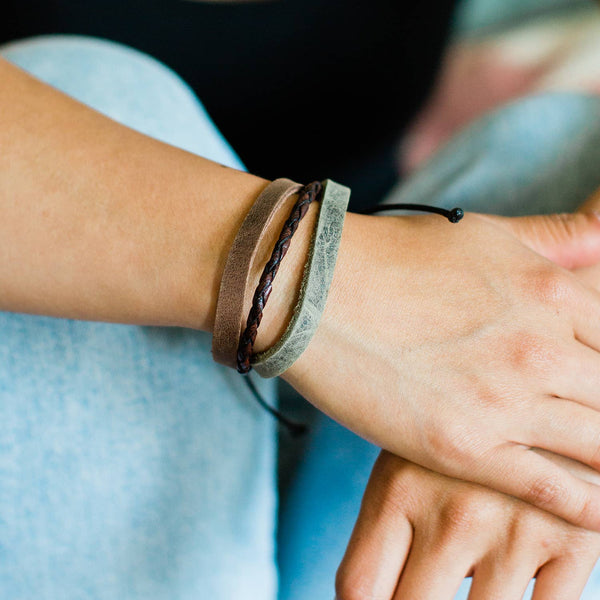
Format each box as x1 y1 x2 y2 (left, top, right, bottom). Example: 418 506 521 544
337 450 600 600
4 57 600 531
334 192 600 600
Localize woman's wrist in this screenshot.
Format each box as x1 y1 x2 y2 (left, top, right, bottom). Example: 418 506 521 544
172 165 271 333
281 211 390 386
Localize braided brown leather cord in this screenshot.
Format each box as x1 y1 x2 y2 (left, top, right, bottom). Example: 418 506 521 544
236 181 323 374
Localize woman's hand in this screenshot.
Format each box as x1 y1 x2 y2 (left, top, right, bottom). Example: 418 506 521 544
336 450 600 600
282 210 600 531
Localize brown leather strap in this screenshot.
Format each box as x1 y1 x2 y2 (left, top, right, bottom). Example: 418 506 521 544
236 181 322 374
212 178 302 368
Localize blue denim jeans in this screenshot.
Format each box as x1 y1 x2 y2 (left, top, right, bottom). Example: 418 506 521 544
2 34 600 600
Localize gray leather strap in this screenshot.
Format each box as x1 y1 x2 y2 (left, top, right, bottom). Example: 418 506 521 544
212 178 302 368
253 179 350 378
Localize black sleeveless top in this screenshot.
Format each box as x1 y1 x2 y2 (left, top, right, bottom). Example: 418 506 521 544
1 0 457 209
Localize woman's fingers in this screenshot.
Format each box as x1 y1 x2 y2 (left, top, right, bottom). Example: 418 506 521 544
336 511 412 600
476 445 600 530
493 213 600 271
392 531 472 600
574 264 600 291
532 555 598 600
551 342 600 411
467 555 536 600
527 397 600 472
573 284 600 352
335 455 414 600
336 451 600 600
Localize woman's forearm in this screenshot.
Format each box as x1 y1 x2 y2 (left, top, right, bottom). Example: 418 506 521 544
0 57 315 341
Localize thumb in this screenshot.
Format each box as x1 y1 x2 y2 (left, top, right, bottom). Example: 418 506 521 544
487 212 600 269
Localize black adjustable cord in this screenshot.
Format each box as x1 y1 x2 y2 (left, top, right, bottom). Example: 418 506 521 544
359 204 464 222
243 202 464 436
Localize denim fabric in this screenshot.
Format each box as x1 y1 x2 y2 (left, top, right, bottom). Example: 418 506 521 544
0 35 277 600
277 92 600 600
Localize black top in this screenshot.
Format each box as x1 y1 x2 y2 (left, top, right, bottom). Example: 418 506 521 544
1 0 457 210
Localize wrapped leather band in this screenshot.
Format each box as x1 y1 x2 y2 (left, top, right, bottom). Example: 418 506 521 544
212 178 302 368
253 179 350 378
236 181 322 374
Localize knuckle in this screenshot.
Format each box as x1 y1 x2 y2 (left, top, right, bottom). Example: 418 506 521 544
367 477 412 521
439 491 498 535
505 506 546 547
365 454 415 517
523 476 568 511
524 267 572 306
506 332 560 374
464 373 501 408
442 500 478 533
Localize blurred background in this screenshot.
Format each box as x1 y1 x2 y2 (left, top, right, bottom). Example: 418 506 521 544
400 0 600 174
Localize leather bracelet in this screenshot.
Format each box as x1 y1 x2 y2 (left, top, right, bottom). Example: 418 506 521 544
237 181 322 374
211 178 302 368
252 179 350 378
